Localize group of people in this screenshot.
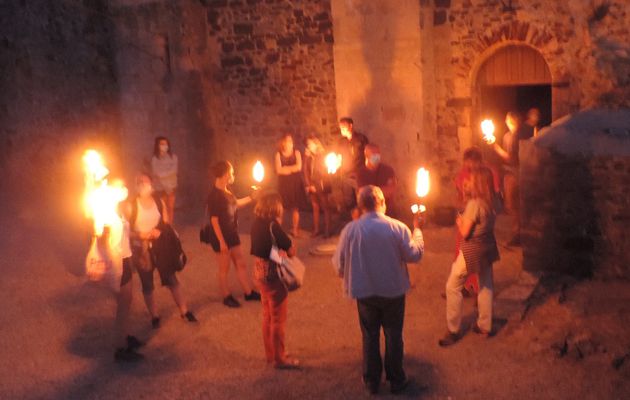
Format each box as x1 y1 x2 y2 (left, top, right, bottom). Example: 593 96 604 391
104 111 538 395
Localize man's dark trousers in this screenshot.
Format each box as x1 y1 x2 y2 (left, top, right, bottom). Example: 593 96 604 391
357 295 406 386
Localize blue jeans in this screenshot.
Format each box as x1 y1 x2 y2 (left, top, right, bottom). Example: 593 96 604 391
357 295 406 385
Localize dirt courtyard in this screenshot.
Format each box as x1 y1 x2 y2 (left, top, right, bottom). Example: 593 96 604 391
1 197 629 400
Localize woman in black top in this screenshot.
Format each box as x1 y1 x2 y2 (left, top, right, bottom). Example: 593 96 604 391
275 134 305 237
251 191 299 369
208 161 261 308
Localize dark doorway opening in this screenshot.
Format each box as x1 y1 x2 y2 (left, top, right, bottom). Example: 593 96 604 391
480 84 552 138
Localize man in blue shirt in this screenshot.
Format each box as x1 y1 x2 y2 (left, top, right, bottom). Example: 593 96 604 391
333 185 424 395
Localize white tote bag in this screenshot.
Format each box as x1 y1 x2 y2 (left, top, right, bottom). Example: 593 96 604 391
269 223 305 291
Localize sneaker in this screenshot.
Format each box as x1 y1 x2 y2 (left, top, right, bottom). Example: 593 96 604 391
244 290 261 301
181 311 198 322
438 331 460 347
151 317 161 329
114 347 144 362
126 335 144 350
223 295 241 308
390 378 410 394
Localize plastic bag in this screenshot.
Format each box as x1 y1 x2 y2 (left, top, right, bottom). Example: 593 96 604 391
85 233 122 292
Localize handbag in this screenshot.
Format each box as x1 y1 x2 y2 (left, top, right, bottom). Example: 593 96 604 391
269 222 305 291
200 204 214 244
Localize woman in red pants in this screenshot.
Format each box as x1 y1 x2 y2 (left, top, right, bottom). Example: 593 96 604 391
250 192 300 369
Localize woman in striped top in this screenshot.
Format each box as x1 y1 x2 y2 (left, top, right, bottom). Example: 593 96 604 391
439 170 500 347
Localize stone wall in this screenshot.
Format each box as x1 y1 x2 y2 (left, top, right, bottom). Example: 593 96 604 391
205 0 339 187
420 0 630 204
112 0 339 200
0 0 120 210
521 141 630 279
112 0 213 208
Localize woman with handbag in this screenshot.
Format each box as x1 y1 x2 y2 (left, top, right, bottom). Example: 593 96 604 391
207 161 261 308
131 173 197 328
250 192 300 369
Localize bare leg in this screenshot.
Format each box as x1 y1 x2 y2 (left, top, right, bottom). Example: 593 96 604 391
115 279 133 349
215 251 232 297
230 245 253 295
165 192 176 225
292 208 300 236
168 282 188 315
142 292 158 319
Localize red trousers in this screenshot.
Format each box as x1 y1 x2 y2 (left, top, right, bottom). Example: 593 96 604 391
256 269 288 364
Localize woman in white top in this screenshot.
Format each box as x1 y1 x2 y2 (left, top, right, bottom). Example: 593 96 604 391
131 173 196 329
151 136 178 224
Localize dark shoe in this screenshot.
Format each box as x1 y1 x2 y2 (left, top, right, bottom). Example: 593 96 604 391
507 235 521 247
114 347 144 362
390 378 410 394
223 295 241 308
472 323 491 337
126 335 144 350
151 317 161 329
363 378 379 395
273 357 300 370
181 311 198 322
244 291 261 301
438 331 460 347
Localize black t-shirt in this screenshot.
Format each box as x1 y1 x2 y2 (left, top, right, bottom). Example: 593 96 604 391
338 131 369 174
250 218 292 259
356 163 396 195
207 186 238 237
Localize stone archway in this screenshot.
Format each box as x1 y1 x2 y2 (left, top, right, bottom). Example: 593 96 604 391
471 43 553 144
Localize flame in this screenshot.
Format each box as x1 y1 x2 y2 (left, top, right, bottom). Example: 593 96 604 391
415 167 430 198
481 119 496 144
411 204 427 214
253 160 265 183
325 152 342 174
82 150 128 237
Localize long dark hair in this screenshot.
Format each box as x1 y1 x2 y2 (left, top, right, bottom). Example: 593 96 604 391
153 136 173 158
254 191 283 220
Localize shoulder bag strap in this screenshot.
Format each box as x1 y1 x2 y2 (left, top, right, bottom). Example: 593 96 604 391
269 221 278 247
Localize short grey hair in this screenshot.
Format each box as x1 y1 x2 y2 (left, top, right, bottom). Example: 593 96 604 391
357 185 385 212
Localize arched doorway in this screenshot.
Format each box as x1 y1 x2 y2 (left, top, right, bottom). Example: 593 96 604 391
473 44 552 143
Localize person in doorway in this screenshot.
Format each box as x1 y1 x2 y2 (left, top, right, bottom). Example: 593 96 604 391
439 170 499 347
304 135 333 238
151 136 178 224
488 111 522 246
275 134 305 237
207 161 261 308
250 192 300 369
356 144 397 216
333 185 424 395
130 173 196 329
521 107 542 139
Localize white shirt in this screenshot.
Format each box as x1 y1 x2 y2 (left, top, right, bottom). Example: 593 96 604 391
151 154 178 192
135 199 161 234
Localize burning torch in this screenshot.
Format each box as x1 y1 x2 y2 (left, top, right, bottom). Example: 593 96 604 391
325 152 342 175
411 167 429 216
481 119 496 145
252 160 264 190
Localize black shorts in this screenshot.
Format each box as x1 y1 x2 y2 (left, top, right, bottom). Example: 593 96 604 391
120 257 132 287
209 231 241 253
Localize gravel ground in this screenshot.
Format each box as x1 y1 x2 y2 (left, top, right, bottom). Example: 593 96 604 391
1 198 629 400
